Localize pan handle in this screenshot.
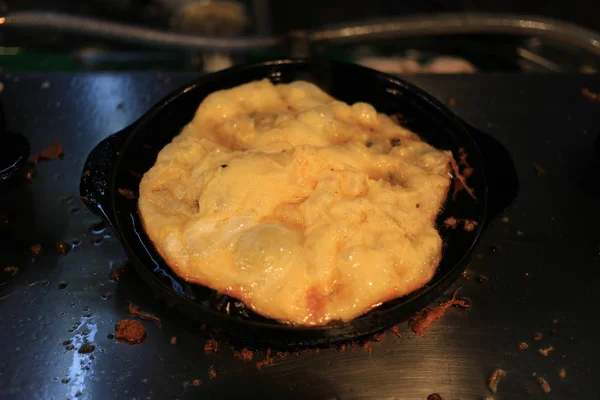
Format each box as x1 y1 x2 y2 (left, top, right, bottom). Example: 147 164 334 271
467 126 519 222
79 126 133 223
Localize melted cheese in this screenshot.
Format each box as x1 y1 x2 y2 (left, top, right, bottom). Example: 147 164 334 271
138 79 452 325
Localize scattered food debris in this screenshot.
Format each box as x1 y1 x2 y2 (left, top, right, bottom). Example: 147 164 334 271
427 394 444 400
516 230 524 237
409 287 470 336
82 169 91 177
55 241 71 255
30 244 42 255
337 344 347 352
552 319 559 324
558 368 566 379
363 342 373 353
532 162 546 176
388 325 401 338
447 96 456 106
118 188 137 200
372 331 386 342
534 333 543 341
128 303 161 326
502 216 510 223
208 367 217 379
115 319 146 344
3 266 19 276
582 88 600 103
170 337 177 345
204 339 219 354
29 140 63 164
442 217 478 232
192 379 201 386
538 346 554 356
233 348 254 361
41 81 51 89
518 342 529 350
488 368 506 393
537 377 551 394
78 344 95 354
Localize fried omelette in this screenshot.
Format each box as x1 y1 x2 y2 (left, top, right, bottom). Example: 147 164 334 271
138 79 452 325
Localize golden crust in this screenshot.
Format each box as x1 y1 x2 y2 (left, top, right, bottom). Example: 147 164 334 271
138 79 452 325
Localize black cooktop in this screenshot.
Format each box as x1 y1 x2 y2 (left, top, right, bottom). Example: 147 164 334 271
0 71 599 400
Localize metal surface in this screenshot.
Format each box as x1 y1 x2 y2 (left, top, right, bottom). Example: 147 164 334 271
0 72 599 399
3 11 600 58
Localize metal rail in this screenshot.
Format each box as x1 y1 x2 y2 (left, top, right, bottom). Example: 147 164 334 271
1 11 600 56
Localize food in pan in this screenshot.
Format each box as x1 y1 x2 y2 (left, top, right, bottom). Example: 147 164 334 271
138 79 453 325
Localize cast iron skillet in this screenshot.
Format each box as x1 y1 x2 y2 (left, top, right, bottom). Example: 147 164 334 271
80 60 518 347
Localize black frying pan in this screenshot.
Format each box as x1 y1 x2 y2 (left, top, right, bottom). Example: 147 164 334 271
80 60 518 347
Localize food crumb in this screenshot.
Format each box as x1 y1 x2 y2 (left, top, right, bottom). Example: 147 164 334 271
128 303 161 326
409 287 470 336
192 379 201 386
31 244 42 255
204 339 219 354
388 325 401 338
118 188 137 200
208 366 217 379
532 162 546 176
256 348 274 369
372 331 386 342
518 342 529 350
582 87 600 103
233 348 254 361
488 368 505 393
41 81 50 89
362 342 373 353
170 336 177 345
558 368 566 379
446 96 456 106
534 333 543 341
56 241 71 255
3 266 19 276
464 219 478 232
78 344 95 354
516 230 524 237
538 346 554 356
29 140 63 163
537 377 551 393
443 217 458 229
115 319 146 344
427 394 444 400
552 319 559 324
